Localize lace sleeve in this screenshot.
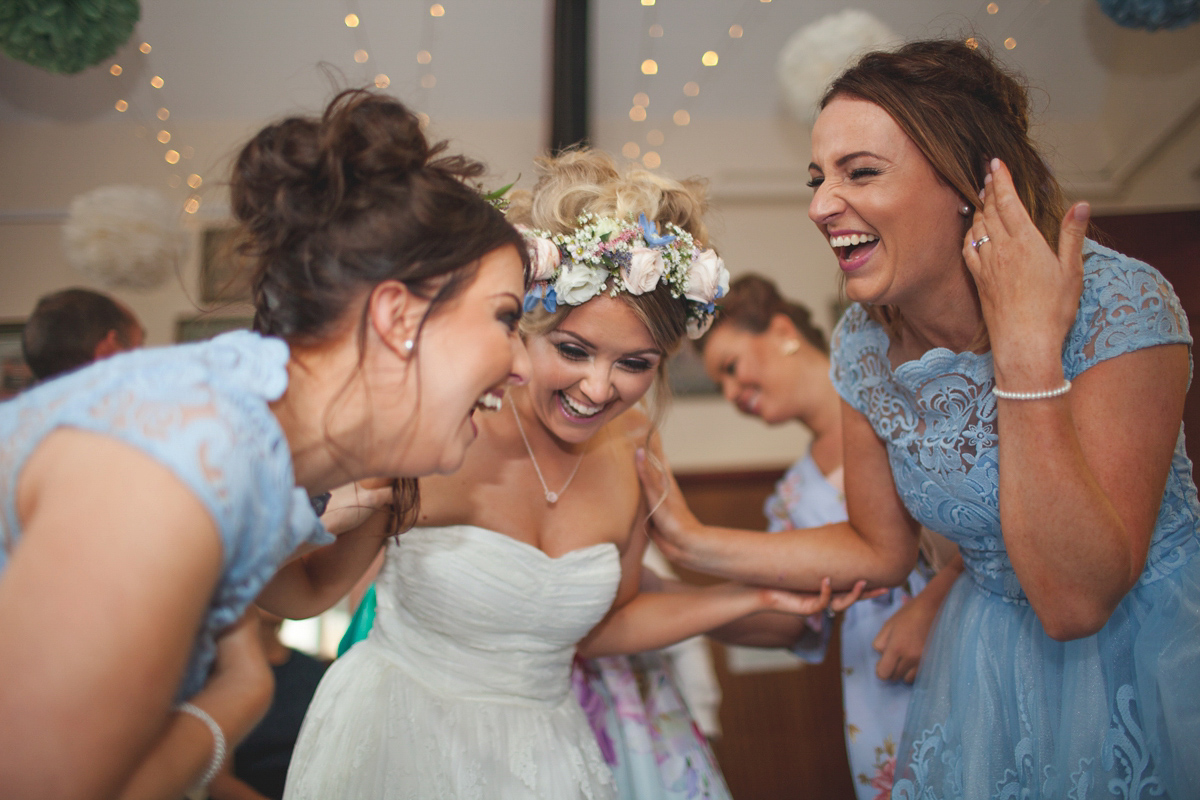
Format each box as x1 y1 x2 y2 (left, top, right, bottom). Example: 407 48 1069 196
1064 243 1192 380
829 304 887 416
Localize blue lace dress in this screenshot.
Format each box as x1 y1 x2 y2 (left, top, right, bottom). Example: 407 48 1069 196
766 455 932 800
0 331 332 700
830 242 1200 799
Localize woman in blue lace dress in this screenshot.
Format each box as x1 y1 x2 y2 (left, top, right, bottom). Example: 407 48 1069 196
0 89 531 799
697 274 964 799
640 39 1200 798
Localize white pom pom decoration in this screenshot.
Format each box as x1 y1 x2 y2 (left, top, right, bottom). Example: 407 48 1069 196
63 185 186 290
777 10 898 123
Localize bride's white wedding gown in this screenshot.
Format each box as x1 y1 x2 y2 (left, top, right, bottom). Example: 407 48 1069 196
283 524 621 799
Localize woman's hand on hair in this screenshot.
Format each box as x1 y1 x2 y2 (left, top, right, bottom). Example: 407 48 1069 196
320 479 396 537
964 158 1090 389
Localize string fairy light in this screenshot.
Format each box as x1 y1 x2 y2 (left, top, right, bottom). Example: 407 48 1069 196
339 4 443 131
622 0 770 169
103 36 206 210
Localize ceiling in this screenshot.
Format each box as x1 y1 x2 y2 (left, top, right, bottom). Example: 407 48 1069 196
1 0 1198 201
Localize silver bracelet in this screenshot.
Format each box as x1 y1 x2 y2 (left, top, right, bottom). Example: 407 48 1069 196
992 379 1072 401
176 702 227 789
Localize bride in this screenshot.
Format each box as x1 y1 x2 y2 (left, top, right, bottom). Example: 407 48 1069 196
283 150 849 799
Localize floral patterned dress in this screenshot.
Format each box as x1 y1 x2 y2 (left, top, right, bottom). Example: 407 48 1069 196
572 651 732 800
765 454 932 800
831 241 1200 799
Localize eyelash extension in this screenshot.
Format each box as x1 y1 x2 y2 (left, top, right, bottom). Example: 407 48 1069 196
557 343 589 360
807 167 881 189
501 310 521 332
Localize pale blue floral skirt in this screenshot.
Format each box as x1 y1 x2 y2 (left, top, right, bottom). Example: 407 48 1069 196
892 556 1200 799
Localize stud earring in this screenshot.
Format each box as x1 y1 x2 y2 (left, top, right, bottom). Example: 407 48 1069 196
959 204 972 216
403 339 414 354
781 339 801 356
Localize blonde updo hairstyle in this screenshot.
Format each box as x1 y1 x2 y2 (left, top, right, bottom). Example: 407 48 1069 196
506 149 711 410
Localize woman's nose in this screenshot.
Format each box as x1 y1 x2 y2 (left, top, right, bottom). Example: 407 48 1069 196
507 335 530 386
808 180 843 226
578 364 614 404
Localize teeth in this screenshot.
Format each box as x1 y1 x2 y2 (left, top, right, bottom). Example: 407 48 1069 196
475 393 503 412
828 233 878 248
560 393 602 418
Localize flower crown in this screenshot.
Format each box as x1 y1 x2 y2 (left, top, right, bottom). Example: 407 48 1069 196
519 212 729 339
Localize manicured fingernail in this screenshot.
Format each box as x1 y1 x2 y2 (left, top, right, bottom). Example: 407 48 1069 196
984 173 992 185
978 187 986 200
1074 201 1091 222
990 157 1000 172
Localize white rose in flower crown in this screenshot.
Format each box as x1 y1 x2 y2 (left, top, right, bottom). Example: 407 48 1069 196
555 263 608 306
592 217 621 239
684 249 730 305
622 247 665 295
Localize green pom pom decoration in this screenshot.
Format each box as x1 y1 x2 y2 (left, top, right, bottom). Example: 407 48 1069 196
0 0 140 75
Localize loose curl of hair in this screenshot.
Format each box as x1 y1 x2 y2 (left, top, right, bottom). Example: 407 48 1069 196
698 274 828 355
229 88 529 529
822 38 1067 345
505 149 711 423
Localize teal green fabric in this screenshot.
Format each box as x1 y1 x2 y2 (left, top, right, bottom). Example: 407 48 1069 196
337 584 377 658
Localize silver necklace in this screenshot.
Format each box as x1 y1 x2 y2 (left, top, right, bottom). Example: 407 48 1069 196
510 400 585 504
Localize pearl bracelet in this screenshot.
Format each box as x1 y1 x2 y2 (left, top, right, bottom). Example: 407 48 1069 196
177 702 227 789
992 379 1072 401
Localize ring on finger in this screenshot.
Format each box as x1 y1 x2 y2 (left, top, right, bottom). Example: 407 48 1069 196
971 234 991 250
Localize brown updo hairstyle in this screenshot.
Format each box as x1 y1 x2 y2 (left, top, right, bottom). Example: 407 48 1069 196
505 149 710 414
697 274 828 355
822 38 1067 342
230 88 529 527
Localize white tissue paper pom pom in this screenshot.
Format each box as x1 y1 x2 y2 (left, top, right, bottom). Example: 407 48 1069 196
777 10 898 123
63 186 187 290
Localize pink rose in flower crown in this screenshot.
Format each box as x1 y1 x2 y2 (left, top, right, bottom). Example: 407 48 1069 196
683 249 729 305
518 227 561 282
622 247 665 295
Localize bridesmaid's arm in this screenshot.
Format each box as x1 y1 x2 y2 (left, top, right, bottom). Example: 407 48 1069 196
576 578 843 658
638 406 921 592
256 506 392 620
0 431 222 799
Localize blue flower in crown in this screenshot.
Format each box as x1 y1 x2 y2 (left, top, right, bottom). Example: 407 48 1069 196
638 212 677 247
524 283 558 313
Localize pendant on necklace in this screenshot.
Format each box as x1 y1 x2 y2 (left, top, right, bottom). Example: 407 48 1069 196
545 491 558 504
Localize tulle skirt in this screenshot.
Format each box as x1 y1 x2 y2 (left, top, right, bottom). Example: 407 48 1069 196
283 640 617 800
892 557 1200 799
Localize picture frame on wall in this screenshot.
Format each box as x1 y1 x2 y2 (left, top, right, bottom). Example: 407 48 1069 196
200 226 253 305
0 321 34 400
176 315 253 343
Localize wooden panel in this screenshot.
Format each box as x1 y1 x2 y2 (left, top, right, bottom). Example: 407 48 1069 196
675 470 857 800
1090 211 1200 466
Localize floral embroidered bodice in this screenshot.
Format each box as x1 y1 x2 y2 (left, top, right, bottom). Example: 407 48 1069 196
0 331 332 698
830 241 1199 604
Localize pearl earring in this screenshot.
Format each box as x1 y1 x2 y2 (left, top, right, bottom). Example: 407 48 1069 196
403 339 414 354
781 339 801 356
960 204 972 216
